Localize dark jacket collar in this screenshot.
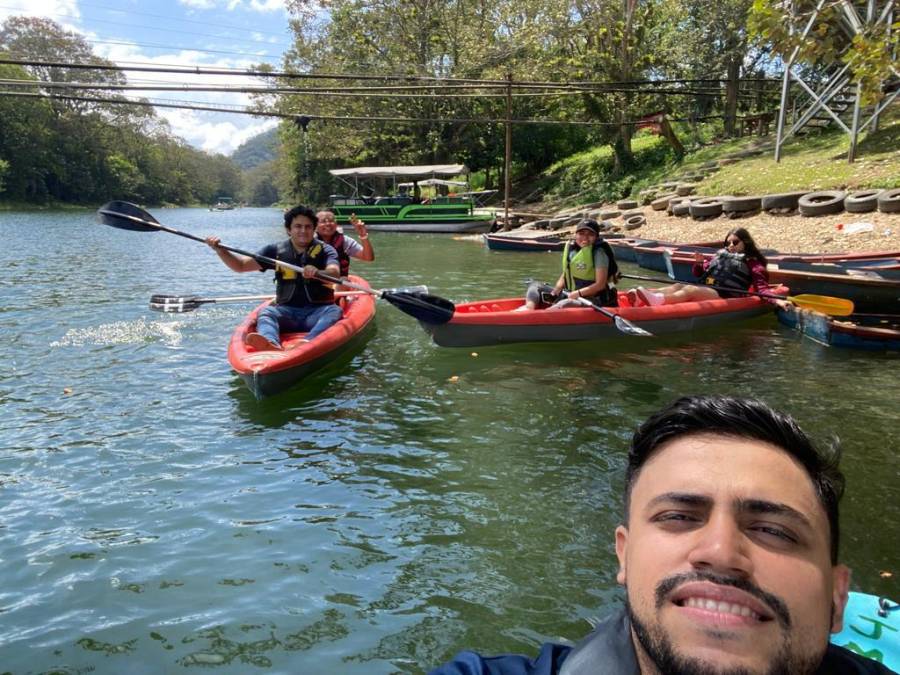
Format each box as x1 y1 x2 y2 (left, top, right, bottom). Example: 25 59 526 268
560 607 639 675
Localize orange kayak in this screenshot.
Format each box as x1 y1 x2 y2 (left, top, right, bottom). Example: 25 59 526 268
228 275 376 398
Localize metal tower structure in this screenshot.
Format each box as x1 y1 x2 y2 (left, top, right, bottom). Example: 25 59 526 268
774 0 898 162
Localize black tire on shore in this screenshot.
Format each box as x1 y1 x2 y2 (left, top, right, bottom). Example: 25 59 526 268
651 193 678 211
761 191 808 211
624 214 646 230
877 188 900 213
798 190 846 217
844 190 881 213
672 202 692 217
723 196 762 213
617 199 639 210
689 198 724 218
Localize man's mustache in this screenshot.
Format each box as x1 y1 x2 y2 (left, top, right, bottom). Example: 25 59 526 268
655 571 792 629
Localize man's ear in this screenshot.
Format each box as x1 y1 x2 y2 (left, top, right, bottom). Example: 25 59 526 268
615 525 628 585
830 564 851 633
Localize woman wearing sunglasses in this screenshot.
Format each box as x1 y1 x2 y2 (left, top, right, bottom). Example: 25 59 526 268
628 227 791 310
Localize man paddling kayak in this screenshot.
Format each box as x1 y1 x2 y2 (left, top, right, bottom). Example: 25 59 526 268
205 205 341 351
430 395 896 675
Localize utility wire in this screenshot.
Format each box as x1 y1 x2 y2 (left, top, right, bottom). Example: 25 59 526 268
0 58 783 89
0 78 771 100
0 90 732 126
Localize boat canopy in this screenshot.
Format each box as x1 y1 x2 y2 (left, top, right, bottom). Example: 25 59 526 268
397 178 468 188
329 164 469 179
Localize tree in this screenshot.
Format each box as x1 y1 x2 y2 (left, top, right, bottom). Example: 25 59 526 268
749 0 900 106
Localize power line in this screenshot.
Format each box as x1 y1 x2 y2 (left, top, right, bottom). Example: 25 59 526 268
0 78 771 100
0 89 732 126
0 58 784 89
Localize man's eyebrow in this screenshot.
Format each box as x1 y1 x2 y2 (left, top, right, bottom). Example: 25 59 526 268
645 492 712 510
737 499 814 529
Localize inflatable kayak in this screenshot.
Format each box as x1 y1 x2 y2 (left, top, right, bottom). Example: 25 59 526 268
832 591 899 671
228 275 376 398
419 287 786 348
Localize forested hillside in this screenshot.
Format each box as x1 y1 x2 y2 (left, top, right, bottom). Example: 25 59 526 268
231 128 278 170
0 17 242 206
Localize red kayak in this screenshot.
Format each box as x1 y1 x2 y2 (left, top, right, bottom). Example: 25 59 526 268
228 275 376 398
419 287 787 347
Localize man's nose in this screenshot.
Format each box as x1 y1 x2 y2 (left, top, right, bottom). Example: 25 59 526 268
686 514 753 578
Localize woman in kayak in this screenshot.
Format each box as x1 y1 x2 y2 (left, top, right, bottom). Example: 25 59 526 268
520 219 619 310
628 227 791 310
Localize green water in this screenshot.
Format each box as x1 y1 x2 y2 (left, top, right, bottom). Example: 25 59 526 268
0 208 896 673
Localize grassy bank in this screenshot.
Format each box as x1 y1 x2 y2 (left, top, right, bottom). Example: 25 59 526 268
529 106 899 208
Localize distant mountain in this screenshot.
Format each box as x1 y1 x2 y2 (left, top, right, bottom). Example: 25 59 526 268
231 127 279 170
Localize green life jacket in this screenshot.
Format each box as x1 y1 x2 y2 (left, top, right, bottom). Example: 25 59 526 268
274 238 335 306
562 239 619 291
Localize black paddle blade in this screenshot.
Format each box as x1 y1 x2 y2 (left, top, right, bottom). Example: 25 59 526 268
97 200 160 232
149 294 201 313
382 291 455 324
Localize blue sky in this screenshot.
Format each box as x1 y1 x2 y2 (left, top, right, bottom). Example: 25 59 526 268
0 0 295 154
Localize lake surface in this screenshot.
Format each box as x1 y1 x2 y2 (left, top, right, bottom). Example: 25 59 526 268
1 207 897 673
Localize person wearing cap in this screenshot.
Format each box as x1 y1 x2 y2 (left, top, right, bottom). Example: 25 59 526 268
520 219 619 311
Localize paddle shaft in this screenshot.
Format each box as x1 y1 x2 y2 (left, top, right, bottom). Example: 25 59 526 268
110 209 381 296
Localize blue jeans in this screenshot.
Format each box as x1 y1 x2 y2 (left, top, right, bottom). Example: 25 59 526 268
255 303 343 346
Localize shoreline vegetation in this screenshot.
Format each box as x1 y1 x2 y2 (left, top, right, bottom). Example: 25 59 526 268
4 113 897 256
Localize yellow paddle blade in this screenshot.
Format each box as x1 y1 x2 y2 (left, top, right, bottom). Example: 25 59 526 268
789 294 855 317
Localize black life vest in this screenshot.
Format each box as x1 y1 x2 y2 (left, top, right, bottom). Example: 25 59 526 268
700 250 752 298
273 238 335 306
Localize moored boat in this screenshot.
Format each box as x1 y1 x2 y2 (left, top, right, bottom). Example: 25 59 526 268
483 231 627 252
632 241 723 272
767 263 900 313
228 276 377 398
483 232 564 252
327 164 495 233
777 307 900 350
418 287 786 348
607 237 658 262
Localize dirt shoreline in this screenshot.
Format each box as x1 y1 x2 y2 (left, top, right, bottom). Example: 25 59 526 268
504 205 900 255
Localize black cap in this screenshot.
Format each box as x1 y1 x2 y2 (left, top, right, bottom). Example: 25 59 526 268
575 219 600 235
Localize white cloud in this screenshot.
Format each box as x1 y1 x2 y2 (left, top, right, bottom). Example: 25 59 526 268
89 38 282 155
0 0 79 23
177 0 217 8
157 110 278 154
249 0 286 12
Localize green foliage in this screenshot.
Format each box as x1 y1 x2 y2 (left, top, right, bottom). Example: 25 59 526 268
544 133 675 203
0 158 8 192
232 128 279 170
0 17 244 205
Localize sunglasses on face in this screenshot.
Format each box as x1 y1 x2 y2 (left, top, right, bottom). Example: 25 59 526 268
726 238 742 247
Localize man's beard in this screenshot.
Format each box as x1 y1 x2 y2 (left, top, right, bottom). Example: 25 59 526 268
625 571 826 675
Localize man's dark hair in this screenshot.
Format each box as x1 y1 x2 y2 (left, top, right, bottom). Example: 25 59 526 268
624 395 845 563
283 205 318 230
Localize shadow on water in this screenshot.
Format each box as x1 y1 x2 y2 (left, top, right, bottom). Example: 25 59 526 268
228 338 375 428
